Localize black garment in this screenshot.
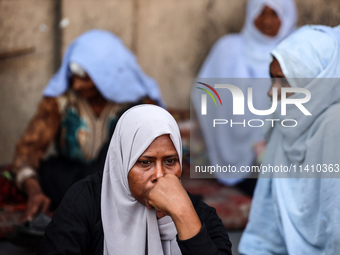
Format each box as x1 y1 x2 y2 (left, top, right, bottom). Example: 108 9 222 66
38 173 232 255
39 141 108 210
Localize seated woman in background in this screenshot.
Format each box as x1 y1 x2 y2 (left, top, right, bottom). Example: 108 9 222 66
192 0 297 195
10 29 164 220
239 25 340 254
38 105 232 255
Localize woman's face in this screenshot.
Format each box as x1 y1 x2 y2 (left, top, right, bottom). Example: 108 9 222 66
71 74 101 100
268 57 293 100
128 134 181 208
254 6 281 37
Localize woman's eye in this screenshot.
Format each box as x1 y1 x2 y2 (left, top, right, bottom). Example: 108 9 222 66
165 158 178 166
138 160 151 167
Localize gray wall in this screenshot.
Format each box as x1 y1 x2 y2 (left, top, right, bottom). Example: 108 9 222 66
1 0 340 164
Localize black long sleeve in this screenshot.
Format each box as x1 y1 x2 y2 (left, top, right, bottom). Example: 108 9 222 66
38 173 103 255
177 193 232 255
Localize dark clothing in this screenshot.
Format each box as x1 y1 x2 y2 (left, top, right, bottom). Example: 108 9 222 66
38 173 232 255
39 138 109 209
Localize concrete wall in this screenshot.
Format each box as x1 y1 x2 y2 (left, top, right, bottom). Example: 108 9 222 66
0 0 340 164
0 0 59 164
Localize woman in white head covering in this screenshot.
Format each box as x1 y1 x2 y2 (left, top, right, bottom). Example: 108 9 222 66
12 29 165 222
192 0 297 191
198 0 297 79
239 25 340 254
39 105 232 255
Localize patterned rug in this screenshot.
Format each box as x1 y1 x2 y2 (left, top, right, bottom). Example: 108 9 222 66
0 166 26 239
182 174 251 230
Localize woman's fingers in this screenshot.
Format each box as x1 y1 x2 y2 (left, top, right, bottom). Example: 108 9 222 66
25 193 51 221
147 174 190 217
147 174 202 240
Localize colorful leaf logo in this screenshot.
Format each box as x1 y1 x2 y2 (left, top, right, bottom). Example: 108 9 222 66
196 82 222 106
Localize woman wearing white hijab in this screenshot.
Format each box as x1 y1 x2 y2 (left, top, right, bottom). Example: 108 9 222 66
192 0 297 191
11 29 165 221
239 25 340 254
39 105 232 255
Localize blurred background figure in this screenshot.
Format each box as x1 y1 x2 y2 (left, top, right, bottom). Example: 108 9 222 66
2 29 164 222
192 0 297 196
239 24 340 254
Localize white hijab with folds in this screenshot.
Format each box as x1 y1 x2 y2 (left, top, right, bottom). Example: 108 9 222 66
193 0 297 185
239 25 340 255
101 105 182 255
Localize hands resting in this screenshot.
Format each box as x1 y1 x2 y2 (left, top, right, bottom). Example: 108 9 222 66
23 177 51 221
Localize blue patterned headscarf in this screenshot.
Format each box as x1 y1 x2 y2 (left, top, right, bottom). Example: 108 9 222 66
43 29 164 106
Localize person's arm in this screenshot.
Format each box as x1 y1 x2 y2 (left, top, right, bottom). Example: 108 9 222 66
13 96 61 219
178 192 232 255
147 174 232 254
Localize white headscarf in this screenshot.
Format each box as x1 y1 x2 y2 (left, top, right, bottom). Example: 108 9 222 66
43 30 164 106
198 0 297 79
193 0 297 185
239 25 340 255
101 105 182 255
269 25 340 163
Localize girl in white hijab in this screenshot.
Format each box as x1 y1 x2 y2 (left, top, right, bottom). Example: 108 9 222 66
239 25 340 254
192 0 297 189
39 105 232 255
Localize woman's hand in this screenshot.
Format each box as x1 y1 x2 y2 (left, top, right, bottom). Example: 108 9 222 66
147 174 202 240
23 177 51 221
147 174 189 216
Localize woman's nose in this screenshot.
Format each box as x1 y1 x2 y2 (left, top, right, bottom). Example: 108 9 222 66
152 163 165 182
